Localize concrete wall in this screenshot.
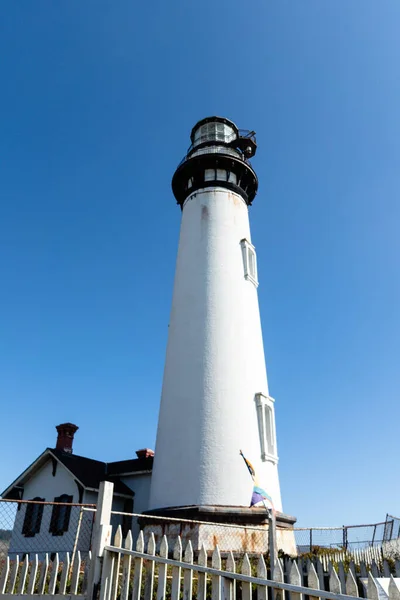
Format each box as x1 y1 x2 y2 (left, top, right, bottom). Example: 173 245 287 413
142 522 297 555
150 188 283 513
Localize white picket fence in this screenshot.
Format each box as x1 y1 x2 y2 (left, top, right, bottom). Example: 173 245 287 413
0 551 91 598
1 482 400 600
99 523 400 600
316 548 400 580
326 547 383 567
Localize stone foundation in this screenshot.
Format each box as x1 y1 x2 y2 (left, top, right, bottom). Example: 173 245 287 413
141 506 297 556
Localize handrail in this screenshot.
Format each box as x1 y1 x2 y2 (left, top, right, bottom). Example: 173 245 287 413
177 145 253 169
177 128 256 168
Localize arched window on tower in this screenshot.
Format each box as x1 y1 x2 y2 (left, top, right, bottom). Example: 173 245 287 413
240 239 258 287
255 393 278 463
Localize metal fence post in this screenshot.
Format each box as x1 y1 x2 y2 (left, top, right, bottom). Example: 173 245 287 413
310 528 312 552
70 506 84 577
343 526 348 550
86 481 114 600
269 509 277 571
371 524 377 546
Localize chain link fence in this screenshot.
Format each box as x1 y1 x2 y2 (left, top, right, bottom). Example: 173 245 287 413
382 514 400 559
1 497 399 561
109 511 400 558
0 499 95 560
384 514 400 541
293 520 396 553
111 509 277 556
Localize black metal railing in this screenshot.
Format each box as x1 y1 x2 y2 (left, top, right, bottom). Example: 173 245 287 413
177 143 253 169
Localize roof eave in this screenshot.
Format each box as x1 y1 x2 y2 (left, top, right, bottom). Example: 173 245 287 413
47 450 88 491
84 486 134 499
1 448 52 498
114 470 152 477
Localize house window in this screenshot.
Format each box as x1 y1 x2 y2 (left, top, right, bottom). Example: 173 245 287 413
49 494 73 536
240 239 258 286
22 497 44 537
255 393 278 463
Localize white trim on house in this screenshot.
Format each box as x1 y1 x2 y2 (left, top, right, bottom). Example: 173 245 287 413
1 449 90 499
1 449 51 498
1 450 136 500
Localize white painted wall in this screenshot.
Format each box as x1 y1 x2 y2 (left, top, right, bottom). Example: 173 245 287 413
121 474 151 516
150 188 283 512
83 490 98 505
121 473 151 537
7 457 152 559
8 458 81 558
21 459 77 501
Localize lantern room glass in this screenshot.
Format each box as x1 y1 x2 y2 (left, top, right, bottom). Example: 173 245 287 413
192 121 236 148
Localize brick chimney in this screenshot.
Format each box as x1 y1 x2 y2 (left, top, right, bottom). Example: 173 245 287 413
56 423 79 454
136 448 154 459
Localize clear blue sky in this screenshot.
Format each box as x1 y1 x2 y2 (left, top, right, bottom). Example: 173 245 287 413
1 1 399 528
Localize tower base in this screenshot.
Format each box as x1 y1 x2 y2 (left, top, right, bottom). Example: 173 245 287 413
141 506 297 556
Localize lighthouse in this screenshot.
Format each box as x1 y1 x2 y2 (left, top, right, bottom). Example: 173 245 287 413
147 117 295 552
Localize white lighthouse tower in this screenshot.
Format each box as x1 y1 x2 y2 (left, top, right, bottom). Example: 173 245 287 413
148 117 295 552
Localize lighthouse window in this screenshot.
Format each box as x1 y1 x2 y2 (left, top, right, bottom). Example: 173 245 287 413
240 239 258 287
196 123 216 144
265 406 275 455
255 393 277 463
248 248 256 278
228 172 237 185
216 123 225 140
193 122 235 147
